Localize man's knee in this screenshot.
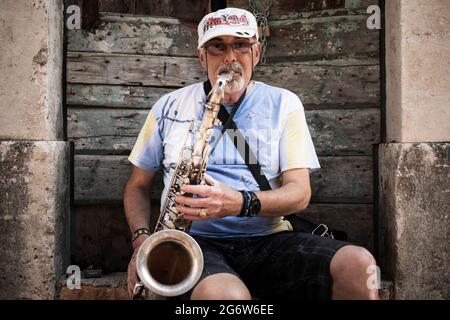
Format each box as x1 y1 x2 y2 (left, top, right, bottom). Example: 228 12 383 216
190 273 252 300
330 245 376 277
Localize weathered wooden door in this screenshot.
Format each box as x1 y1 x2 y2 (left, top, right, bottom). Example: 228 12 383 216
66 0 380 272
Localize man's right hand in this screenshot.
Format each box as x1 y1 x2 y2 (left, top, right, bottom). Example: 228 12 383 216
127 234 150 298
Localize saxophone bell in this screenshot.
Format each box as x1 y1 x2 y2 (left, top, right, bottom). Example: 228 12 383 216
135 230 203 297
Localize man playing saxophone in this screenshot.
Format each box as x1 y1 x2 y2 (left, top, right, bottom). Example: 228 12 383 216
124 7 379 300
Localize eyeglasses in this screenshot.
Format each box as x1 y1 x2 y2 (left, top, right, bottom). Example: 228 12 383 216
203 41 257 56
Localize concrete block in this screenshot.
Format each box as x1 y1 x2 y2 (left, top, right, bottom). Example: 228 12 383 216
385 0 450 143
0 140 70 299
0 0 64 140
59 273 129 300
58 273 163 300
379 143 449 299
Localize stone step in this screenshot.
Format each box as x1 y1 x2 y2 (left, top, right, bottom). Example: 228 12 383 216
59 272 129 300
379 280 394 300
59 272 394 300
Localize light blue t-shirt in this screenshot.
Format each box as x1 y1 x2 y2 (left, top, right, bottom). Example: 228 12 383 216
129 81 320 237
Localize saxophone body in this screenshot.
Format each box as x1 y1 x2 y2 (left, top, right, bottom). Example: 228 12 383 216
135 72 233 297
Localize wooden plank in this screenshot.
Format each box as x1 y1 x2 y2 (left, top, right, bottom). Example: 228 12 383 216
308 108 380 156
66 84 173 109
68 13 378 62
266 16 379 62
230 0 345 14
67 82 377 111
98 0 209 22
67 108 146 154
273 0 345 12
345 0 379 10
74 155 133 203
98 0 137 14
258 60 380 108
67 53 379 107
67 107 379 156
229 0 378 16
73 155 373 204
82 0 100 30
67 52 204 87
67 16 198 57
66 0 100 30
310 156 373 203
135 0 209 23
73 203 132 273
300 203 374 251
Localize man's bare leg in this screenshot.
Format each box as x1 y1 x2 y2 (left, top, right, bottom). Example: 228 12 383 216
190 273 252 300
330 245 380 300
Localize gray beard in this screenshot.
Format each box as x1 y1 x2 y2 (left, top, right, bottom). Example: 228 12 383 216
217 63 246 94
224 76 245 94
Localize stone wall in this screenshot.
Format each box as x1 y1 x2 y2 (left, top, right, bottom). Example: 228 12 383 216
0 0 64 141
381 0 450 299
385 0 450 143
379 143 449 299
0 141 69 299
0 0 69 299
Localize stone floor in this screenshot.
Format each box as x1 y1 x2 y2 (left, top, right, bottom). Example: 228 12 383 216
59 272 394 300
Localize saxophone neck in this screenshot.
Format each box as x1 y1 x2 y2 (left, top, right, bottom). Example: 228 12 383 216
207 71 234 106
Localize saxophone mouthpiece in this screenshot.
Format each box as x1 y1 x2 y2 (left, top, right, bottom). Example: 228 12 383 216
207 70 234 99
217 71 234 87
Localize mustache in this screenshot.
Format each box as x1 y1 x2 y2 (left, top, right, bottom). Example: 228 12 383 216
217 62 244 75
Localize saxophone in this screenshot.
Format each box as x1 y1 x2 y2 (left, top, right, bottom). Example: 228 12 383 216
134 71 234 298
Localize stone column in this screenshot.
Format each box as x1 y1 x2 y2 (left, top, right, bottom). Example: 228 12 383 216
0 0 69 299
380 0 450 299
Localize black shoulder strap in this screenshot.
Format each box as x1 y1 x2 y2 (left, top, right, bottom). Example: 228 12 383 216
217 109 272 191
203 80 272 191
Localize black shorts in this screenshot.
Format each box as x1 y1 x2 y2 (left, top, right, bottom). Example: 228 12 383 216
191 230 350 300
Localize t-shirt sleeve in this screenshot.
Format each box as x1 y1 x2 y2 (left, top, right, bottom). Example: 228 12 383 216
128 106 163 172
279 92 321 173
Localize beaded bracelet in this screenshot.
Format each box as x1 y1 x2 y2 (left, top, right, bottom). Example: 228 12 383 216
131 227 151 242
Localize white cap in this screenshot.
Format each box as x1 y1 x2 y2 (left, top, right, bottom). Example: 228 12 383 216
197 8 259 49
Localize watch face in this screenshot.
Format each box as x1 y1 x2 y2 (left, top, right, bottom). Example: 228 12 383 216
249 199 261 216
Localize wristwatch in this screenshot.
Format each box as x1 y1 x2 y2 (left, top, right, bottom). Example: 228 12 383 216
238 190 261 217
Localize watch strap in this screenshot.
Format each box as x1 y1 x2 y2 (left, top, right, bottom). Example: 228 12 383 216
238 190 261 217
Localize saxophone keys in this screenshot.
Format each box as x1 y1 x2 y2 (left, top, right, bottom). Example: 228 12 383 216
168 208 178 220
165 220 175 229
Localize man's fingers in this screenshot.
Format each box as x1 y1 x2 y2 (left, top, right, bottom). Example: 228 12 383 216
127 279 134 298
204 174 217 186
181 184 211 196
127 255 140 299
127 273 136 298
176 195 209 207
182 214 206 221
177 205 207 215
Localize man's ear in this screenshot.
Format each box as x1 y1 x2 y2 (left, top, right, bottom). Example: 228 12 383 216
253 42 261 67
198 48 207 70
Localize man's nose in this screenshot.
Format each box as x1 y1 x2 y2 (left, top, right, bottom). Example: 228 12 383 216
223 45 238 64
